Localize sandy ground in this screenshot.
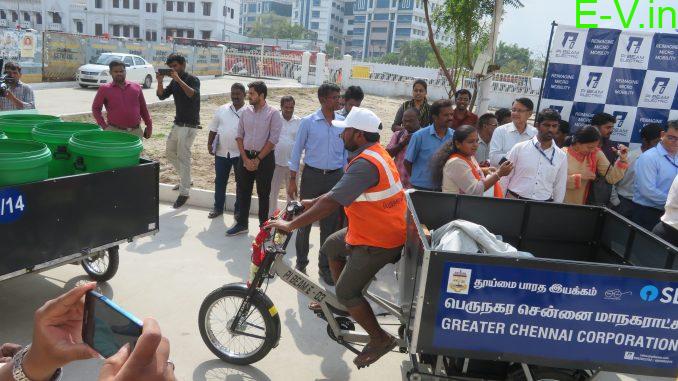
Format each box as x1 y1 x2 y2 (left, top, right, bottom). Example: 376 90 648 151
64 88 404 195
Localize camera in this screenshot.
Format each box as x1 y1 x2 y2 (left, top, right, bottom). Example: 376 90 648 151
0 59 17 97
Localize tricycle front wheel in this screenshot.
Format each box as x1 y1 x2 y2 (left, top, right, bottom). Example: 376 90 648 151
199 285 279 365
81 246 119 282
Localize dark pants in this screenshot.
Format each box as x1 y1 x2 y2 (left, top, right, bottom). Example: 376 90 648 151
323 228 402 307
632 202 664 232
295 166 344 271
613 195 634 220
214 155 240 215
235 152 276 227
652 221 678 248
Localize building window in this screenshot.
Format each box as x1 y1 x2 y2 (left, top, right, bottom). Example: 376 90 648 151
397 14 411 22
0 11 6 20
177 1 184 11
123 0 129 9
95 0 103 8
134 26 140 38
52 12 61 23
113 24 121 35
202 2 211 16
231 9 234 18
167 1 173 11
113 0 120 8
95 23 103 35
310 22 319 29
376 0 389 7
372 27 387 32
374 13 388 20
396 27 410 35
312 10 319 17
133 0 140 9
312 0 320 5
353 27 364 34
248 4 256 12
23 12 30 21
146 3 151 11
75 20 83 33
153 3 158 12
188 2 195 12
11 11 17 22
201 30 211 39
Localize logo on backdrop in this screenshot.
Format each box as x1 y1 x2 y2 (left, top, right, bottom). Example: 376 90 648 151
613 111 628 129
652 77 670 94
626 37 643 54
587 72 603 88
447 268 472 295
549 105 564 115
604 289 632 301
562 32 579 49
640 285 659 301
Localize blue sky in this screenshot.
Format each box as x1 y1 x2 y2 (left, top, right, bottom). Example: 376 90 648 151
500 0 678 56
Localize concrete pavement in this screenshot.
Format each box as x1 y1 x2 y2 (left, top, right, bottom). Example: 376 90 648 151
0 203 410 381
33 75 304 116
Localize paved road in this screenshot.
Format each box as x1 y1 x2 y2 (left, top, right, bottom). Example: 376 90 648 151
33 75 303 116
0 205 410 381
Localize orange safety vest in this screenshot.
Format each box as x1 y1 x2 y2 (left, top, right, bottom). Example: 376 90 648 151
345 144 407 248
449 153 504 198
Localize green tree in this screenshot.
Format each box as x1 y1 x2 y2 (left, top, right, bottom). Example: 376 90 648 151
325 42 342 59
423 0 523 96
248 14 316 40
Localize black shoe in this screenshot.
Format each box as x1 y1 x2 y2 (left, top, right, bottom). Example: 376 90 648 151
208 210 223 219
319 269 335 286
295 265 307 275
226 224 248 236
173 195 189 208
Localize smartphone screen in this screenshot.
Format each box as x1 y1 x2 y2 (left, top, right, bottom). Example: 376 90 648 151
83 291 143 358
158 68 173 75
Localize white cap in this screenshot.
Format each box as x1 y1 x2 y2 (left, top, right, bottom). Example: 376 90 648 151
332 107 382 133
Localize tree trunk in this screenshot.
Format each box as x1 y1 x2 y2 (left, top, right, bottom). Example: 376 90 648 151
423 0 455 97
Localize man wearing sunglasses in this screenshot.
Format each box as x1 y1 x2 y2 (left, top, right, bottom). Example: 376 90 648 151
632 121 678 231
0 62 35 111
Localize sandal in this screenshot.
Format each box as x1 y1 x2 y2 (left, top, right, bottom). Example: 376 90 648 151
353 335 398 368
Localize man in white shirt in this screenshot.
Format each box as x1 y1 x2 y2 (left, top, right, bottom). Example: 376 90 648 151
610 123 663 218
500 109 568 202
489 98 538 167
268 96 301 217
207 83 246 218
652 175 678 247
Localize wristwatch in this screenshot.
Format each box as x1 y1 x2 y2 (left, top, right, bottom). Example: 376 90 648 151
12 345 63 381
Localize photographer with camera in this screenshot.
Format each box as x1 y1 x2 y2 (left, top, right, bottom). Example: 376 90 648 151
0 62 35 111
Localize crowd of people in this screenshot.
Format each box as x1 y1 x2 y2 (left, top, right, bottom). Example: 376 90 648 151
2 52 677 376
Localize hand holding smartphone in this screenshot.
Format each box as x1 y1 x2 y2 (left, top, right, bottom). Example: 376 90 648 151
83 291 143 358
157 68 174 76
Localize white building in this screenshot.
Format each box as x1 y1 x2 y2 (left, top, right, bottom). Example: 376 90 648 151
291 0 343 49
0 0 240 41
347 0 451 59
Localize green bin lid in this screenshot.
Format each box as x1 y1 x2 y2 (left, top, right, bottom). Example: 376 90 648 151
68 130 143 158
32 122 101 145
0 139 52 170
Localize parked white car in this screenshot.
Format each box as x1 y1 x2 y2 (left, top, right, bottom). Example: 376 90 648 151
76 53 155 89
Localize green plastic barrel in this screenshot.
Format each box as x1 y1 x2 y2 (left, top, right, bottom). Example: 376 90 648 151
68 131 143 173
0 139 52 186
0 131 6 139
0 114 61 140
32 122 102 178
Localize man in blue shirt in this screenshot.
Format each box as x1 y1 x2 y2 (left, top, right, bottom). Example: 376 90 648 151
632 121 678 231
287 83 347 284
404 99 455 191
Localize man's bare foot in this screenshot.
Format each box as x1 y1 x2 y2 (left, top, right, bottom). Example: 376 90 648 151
353 334 397 368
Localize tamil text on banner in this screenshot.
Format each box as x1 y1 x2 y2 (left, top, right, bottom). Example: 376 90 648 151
540 26 678 147
428 260 677 377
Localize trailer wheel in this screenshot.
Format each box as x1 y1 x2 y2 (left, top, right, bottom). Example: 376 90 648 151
510 366 587 381
81 246 119 282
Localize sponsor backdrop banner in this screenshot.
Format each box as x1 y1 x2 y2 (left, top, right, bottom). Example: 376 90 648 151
0 29 43 83
434 261 678 376
540 25 678 146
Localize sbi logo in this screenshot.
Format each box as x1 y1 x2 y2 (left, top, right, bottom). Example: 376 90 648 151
640 285 659 301
640 285 678 304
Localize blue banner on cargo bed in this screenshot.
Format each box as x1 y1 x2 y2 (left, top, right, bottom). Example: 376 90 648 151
433 262 678 371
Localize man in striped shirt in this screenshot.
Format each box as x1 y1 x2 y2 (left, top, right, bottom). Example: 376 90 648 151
0 62 35 111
